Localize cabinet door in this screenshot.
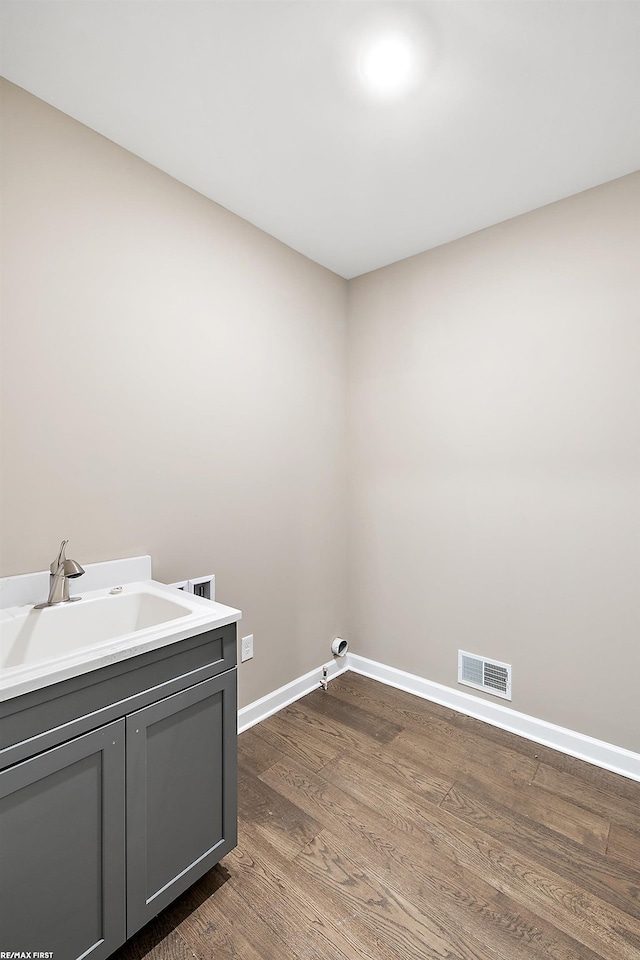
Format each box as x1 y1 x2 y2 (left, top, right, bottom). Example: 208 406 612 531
126 668 237 936
0 720 126 960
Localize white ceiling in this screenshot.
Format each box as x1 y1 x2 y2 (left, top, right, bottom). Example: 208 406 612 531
1 1 639 278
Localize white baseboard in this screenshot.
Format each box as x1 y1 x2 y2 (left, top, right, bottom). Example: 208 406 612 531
237 658 348 734
237 652 640 783
348 653 640 783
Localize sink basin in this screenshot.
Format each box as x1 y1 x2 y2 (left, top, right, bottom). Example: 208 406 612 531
0 580 241 700
1 590 191 670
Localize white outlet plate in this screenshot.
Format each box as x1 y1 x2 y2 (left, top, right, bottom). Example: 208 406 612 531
241 634 254 662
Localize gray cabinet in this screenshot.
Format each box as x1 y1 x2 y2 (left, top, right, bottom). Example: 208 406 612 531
0 624 237 957
0 721 126 960
126 670 237 936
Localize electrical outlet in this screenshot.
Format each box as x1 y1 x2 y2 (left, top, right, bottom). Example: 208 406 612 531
241 634 254 662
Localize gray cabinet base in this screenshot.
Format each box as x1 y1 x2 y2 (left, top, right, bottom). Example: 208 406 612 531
126 670 237 936
0 721 126 959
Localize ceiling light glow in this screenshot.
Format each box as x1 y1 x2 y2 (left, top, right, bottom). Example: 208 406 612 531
359 34 414 96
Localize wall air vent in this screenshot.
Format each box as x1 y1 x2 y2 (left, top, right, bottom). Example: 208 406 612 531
167 575 215 600
190 575 215 601
458 650 512 701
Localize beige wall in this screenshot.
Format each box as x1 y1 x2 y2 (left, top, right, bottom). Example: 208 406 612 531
348 172 640 752
0 80 348 709
2 80 639 751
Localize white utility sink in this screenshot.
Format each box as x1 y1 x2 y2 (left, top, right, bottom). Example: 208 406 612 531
0 580 241 700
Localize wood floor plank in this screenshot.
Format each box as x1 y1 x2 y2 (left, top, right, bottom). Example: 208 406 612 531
302 685 404 744
533 760 640 834
262 752 640 960
237 726 285 776
393 717 538 787
441 781 640 920
296 829 499 960
226 821 400 960
334 738 454 805
526 745 640 803
268 698 401 766
238 822 402 960
237 766 323 859
223 841 349 960
285 696 454 803
170 859 298 960
388 725 537 795
297 827 609 960
320 751 449 835
252 707 341 770
608 822 640 869
446 764 610 853
331 671 462 723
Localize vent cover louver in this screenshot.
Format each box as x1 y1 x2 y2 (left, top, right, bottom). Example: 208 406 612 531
458 651 512 700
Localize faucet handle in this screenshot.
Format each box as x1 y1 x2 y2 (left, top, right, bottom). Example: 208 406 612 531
50 539 69 574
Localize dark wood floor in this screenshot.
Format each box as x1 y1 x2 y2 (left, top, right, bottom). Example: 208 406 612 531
113 672 640 960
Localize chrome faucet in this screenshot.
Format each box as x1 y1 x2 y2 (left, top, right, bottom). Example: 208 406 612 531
34 539 85 609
